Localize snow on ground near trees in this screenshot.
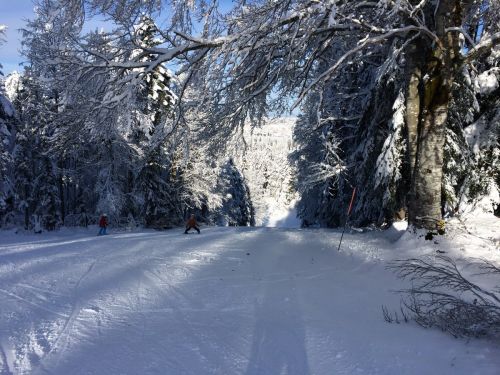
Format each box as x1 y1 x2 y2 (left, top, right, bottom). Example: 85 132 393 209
0 219 499 375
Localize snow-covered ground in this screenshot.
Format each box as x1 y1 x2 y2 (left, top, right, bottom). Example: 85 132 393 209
0 217 499 374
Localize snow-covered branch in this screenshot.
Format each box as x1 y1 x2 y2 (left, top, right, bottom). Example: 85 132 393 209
0 24 6 44
390 256 500 337
445 27 476 48
293 25 439 108
464 32 500 65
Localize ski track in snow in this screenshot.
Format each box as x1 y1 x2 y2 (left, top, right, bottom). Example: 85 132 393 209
0 225 499 374
41 255 102 371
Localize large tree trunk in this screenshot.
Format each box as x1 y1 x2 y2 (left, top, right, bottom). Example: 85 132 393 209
405 0 462 230
405 65 450 229
410 74 450 229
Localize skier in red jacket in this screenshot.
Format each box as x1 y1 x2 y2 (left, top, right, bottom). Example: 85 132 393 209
98 214 108 235
184 214 200 234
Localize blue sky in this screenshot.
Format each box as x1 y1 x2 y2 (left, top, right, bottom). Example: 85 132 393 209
0 0 121 74
0 0 35 74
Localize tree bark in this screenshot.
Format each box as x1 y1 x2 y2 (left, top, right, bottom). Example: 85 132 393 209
411 74 450 229
405 0 462 230
405 54 422 224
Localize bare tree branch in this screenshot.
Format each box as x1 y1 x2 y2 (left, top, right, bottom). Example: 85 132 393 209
388 256 500 337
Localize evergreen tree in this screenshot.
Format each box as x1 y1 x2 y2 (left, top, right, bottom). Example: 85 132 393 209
215 158 254 226
10 72 59 229
0 91 17 226
0 25 17 226
133 16 183 227
4 0 499 231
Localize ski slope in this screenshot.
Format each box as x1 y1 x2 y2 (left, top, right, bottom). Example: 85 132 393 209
0 221 499 374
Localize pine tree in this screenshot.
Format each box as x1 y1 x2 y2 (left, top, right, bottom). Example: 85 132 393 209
5 0 499 231
0 26 17 226
215 158 254 226
0 92 17 226
132 16 183 227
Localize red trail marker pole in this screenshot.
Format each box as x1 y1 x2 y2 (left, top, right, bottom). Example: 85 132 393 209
337 187 356 252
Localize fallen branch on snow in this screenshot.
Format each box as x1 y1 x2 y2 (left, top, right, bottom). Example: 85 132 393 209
386 255 500 338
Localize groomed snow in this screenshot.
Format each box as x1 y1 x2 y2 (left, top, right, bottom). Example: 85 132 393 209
0 220 499 374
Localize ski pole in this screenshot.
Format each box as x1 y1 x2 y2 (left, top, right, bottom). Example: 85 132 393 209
337 187 356 252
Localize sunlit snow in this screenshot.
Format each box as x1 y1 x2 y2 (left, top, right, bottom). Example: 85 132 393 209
1 216 499 374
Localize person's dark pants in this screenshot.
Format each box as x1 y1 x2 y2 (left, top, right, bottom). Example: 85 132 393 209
98 226 107 235
185 225 200 234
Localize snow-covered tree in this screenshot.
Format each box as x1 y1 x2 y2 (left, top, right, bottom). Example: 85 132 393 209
213 0 500 229
0 88 17 226
214 158 254 226
5 0 499 231
0 24 5 76
52 0 496 229
0 25 17 226
13 1 192 227
9 71 56 229
449 45 500 216
230 118 297 226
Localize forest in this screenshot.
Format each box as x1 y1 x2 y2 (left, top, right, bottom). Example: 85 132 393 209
0 2 500 373
0 0 499 231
